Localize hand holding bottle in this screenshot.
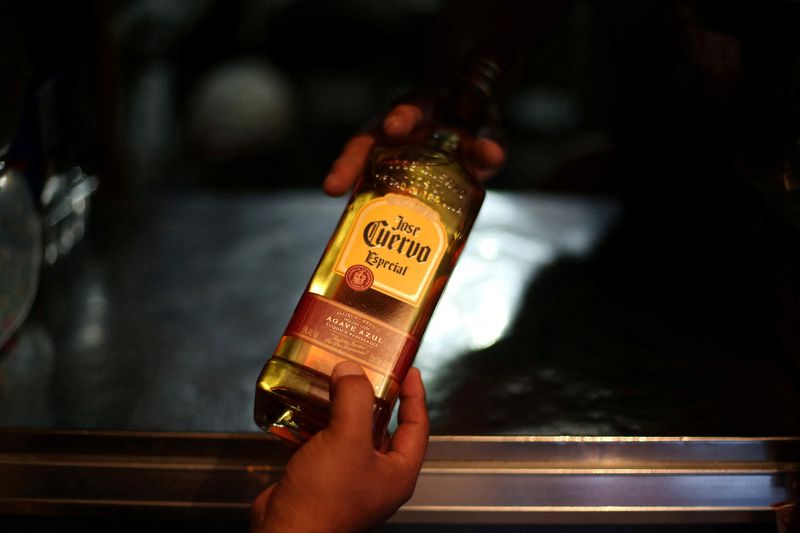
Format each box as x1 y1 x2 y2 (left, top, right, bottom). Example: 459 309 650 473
256 56 500 443
251 361 430 533
322 98 506 197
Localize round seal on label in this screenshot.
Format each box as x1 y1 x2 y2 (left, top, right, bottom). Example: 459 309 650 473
344 265 374 291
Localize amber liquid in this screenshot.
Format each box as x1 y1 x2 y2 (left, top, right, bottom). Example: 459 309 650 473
254 143 485 445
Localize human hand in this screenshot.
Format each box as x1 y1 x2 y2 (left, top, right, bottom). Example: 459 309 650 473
250 362 430 533
322 100 506 196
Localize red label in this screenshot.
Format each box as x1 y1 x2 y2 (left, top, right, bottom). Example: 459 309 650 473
285 293 418 381
344 265 374 291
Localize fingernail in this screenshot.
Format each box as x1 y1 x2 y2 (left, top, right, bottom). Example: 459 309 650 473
333 361 364 381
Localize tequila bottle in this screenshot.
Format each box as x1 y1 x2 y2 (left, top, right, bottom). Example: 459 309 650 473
255 55 501 445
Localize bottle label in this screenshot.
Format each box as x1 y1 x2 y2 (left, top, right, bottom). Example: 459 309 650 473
335 193 447 306
285 293 418 380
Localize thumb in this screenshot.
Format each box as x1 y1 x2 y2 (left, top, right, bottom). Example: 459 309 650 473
327 361 375 444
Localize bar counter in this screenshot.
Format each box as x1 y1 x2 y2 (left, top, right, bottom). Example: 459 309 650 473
1 190 798 525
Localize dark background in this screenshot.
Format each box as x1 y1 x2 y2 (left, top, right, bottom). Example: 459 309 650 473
3 0 800 442
1 1 799 530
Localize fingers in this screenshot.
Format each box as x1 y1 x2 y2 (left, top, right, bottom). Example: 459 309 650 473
383 103 429 138
327 361 376 444
465 138 506 181
387 368 429 468
324 134 375 196
383 102 505 181
325 100 501 195
324 103 428 196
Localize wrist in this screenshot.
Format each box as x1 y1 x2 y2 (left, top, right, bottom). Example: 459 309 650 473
262 516 338 533
261 499 339 533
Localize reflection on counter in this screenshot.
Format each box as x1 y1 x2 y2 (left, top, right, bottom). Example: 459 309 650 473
417 193 618 393
1 189 798 437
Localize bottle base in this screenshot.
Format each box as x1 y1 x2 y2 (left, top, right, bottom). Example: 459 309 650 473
254 357 396 447
258 406 317 446
254 358 330 445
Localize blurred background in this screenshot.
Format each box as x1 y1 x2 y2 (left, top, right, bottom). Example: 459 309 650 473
4 0 799 191
1 0 800 435
2 1 800 531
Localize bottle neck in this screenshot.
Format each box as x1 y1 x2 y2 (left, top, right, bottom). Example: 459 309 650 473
429 130 461 154
388 54 502 158
441 54 502 135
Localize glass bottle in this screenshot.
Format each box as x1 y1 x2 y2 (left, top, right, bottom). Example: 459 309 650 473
254 55 502 445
